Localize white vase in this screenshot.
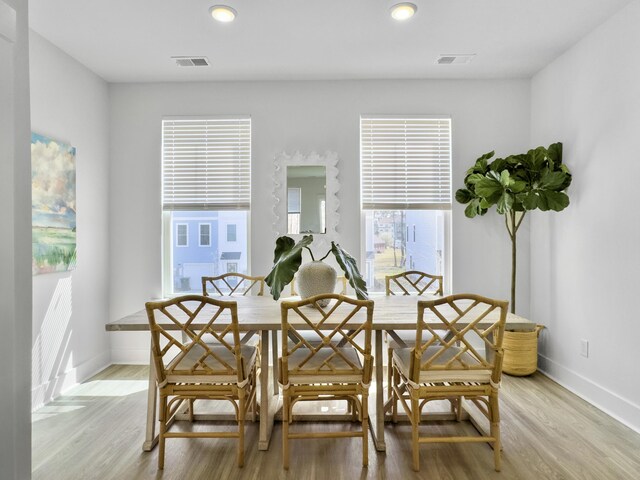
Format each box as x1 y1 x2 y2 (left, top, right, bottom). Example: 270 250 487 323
297 261 337 307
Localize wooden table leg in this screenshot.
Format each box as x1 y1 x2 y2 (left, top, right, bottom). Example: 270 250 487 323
258 330 279 450
271 330 279 396
143 342 158 451
370 330 387 452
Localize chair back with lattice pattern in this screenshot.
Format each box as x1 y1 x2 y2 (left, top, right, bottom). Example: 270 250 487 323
411 294 508 384
202 273 265 297
280 294 373 385
385 271 443 296
146 295 247 385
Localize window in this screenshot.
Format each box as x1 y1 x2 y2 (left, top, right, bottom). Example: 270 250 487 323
176 223 188 247
226 224 237 242
361 116 451 292
227 262 238 273
287 187 301 234
162 117 251 294
199 223 211 247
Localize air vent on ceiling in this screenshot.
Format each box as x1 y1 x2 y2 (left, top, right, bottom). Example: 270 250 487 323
171 56 210 67
436 54 476 65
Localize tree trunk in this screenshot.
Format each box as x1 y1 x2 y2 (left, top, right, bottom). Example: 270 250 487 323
506 210 524 314
511 219 516 314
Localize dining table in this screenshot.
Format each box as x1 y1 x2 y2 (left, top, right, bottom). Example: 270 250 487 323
106 294 535 453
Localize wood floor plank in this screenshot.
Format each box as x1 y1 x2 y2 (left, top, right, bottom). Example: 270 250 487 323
32 365 640 479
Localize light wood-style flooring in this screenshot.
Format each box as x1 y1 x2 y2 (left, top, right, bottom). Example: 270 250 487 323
32 365 640 479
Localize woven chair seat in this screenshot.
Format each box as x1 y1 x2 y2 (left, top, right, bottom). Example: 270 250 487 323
165 343 258 385
392 346 492 384
279 346 363 384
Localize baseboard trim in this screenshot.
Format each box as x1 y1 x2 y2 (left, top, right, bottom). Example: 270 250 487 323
32 351 111 411
538 354 640 434
110 347 150 365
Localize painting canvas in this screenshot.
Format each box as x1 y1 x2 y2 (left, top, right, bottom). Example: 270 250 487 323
31 133 77 275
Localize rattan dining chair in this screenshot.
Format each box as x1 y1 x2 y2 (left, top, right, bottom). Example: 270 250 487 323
202 273 265 297
202 273 269 372
384 271 443 400
279 293 374 469
389 294 508 471
145 295 258 469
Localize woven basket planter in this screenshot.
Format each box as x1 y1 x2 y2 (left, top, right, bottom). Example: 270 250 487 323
502 325 544 376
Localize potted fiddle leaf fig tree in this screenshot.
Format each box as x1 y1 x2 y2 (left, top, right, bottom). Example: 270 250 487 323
265 235 368 304
455 142 572 314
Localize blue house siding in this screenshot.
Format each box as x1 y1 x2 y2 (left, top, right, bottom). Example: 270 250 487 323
172 211 219 292
405 210 443 276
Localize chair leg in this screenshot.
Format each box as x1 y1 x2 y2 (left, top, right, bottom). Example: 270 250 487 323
456 396 464 421
411 392 420 472
361 392 369 467
490 391 501 472
238 393 246 467
158 396 167 470
283 394 290 470
387 347 392 401
188 398 195 422
271 331 279 396
391 365 399 424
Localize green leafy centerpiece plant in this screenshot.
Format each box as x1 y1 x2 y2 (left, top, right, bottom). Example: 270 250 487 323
265 235 368 304
455 142 571 313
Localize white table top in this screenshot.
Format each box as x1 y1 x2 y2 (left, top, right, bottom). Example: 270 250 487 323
106 294 535 332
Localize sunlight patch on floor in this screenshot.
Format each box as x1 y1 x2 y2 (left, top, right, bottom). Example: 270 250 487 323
66 379 148 397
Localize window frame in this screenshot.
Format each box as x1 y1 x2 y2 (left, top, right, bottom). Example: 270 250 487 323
198 222 211 247
226 224 237 242
175 223 189 248
161 115 251 297
359 115 452 294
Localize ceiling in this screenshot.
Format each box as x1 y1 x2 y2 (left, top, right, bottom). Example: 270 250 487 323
30 0 632 83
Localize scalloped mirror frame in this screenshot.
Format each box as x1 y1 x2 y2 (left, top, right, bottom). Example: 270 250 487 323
272 151 340 250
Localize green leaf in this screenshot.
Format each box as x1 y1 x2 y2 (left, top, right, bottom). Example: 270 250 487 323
331 242 368 300
499 170 512 187
475 177 503 203
265 235 313 300
547 142 563 168
464 202 479 218
465 173 485 185
496 192 514 214
539 190 570 211
530 147 549 171
455 188 473 204
510 180 527 193
489 157 508 172
539 170 567 191
521 192 539 210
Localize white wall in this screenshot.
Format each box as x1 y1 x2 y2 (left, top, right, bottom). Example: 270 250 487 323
531 0 640 432
0 0 32 477
108 79 531 361
29 31 111 409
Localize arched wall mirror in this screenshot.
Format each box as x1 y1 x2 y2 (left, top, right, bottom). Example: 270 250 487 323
272 151 340 249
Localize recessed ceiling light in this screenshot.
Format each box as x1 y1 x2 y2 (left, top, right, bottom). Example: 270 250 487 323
210 5 237 23
390 3 417 21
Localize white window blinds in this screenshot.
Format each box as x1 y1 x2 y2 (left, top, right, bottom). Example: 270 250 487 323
360 116 452 210
162 117 251 211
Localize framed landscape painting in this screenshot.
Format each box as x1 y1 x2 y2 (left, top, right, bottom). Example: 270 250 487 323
31 133 77 275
